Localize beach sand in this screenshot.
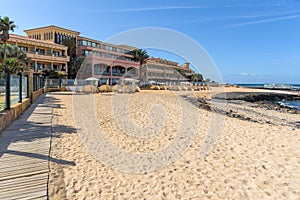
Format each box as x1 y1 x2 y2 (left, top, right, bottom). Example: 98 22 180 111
48 87 300 199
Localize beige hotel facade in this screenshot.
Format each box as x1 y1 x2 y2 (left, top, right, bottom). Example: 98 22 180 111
1 25 195 83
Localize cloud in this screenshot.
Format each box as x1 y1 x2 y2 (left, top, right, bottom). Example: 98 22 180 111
229 13 300 27
240 72 256 76
167 10 299 26
88 6 210 13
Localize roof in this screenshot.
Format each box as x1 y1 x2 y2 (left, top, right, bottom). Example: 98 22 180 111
78 36 136 51
9 34 68 49
116 44 137 51
24 25 80 35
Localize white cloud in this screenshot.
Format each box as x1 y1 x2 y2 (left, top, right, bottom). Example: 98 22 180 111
240 72 256 76
229 13 300 27
88 6 210 13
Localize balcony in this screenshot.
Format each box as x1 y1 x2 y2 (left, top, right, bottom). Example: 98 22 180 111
26 52 70 62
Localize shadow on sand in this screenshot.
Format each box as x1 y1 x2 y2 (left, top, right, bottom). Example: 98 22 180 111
0 94 76 166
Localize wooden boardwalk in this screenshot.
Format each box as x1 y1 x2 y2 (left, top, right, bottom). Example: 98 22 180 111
0 94 53 200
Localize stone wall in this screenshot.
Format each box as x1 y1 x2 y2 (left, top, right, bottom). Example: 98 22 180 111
32 88 44 103
0 98 31 132
0 88 44 132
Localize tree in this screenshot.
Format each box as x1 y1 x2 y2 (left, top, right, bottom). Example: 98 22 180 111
62 38 76 57
204 78 211 83
42 69 64 79
61 38 83 79
0 16 16 69
191 73 204 83
0 16 16 110
129 49 149 80
0 44 29 73
68 56 85 79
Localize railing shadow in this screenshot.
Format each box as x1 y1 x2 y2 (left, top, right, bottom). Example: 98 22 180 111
0 94 77 166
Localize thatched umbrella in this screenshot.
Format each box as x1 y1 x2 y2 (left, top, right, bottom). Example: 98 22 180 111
150 85 160 90
82 85 99 93
112 85 122 92
99 85 112 93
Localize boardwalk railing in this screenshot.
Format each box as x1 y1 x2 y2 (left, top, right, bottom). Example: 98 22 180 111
0 72 44 111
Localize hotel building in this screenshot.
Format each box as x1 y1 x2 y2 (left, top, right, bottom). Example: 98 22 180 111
2 25 195 84
2 34 70 76
18 25 140 84
76 36 139 85
141 57 194 83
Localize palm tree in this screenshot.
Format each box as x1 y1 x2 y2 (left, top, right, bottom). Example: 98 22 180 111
129 49 149 81
0 16 16 66
0 44 29 73
3 57 23 74
0 16 16 109
62 38 76 57
191 73 204 83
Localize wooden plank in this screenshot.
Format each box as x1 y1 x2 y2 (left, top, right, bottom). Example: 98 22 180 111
0 94 53 199
0 173 47 186
0 161 48 173
0 185 47 200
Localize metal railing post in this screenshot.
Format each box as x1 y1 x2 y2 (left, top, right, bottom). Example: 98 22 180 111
26 74 29 98
5 69 10 110
18 72 22 103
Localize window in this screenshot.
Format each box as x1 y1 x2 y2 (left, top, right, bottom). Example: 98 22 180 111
53 65 59 70
36 49 45 55
94 64 101 75
19 46 28 53
37 63 44 70
47 49 52 56
53 51 60 57
117 48 126 53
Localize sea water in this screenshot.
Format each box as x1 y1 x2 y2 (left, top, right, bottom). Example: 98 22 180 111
278 100 300 110
236 83 300 90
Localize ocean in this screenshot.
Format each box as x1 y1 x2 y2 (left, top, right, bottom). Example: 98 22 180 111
236 83 300 110
236 83 300 90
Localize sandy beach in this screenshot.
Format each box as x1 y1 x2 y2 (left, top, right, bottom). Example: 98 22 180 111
48 87 300 199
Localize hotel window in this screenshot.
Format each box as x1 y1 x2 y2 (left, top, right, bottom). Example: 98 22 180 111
117 48 126 53
53 51 60 57
94 64 101 75
37 49 45 55
83 40 88 46
37 63 44 70
19 46 28 53
47 50 52 56
53 65 59 70
93 52 101 57
82 50 92 56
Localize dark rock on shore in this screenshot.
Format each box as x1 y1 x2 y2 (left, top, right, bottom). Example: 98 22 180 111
213 92 298 102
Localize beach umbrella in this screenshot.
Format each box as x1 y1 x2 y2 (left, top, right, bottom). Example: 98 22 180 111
74 78 78 86
85 77 98 81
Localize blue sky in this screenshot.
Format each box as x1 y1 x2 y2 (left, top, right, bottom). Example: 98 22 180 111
1 0 300 83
